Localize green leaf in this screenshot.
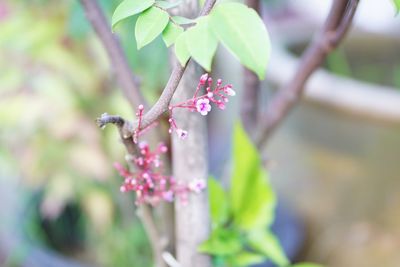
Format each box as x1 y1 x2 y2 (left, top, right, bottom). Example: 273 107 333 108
135 7 170 49
155 0 181 9
291 263 324 267
208 177 229 226
209 3 271 79
198 228 242 256
230 123 276 230
172 16 196 25
174 31 190 66
162 21 184 47
393 0 400 14
112 0 155 30
247 230 289 267
231 252 266 267
185 16 218 71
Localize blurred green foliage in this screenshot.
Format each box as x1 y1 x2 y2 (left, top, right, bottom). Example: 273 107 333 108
201 124 287 267
0 0 171 265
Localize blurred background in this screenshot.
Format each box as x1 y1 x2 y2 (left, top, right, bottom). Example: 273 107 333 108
1 0 399 267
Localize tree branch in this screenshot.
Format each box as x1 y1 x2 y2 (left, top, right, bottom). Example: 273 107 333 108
92 2 217 267
138 204 167 267
79 0 147 109
255 0 359 148
95 0 217 137
241 0 261 135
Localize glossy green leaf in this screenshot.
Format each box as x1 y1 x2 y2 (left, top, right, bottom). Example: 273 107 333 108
291 263 324 267
198 228 242 256
135 7 170 49
112 0 155 30
174 31 190 66
162 21 184 47
230 123 276 230
155 0 181 9
393 0 400 14
208 177 229 226
185 17 218 71
209 3 271 79
172 16 195 25
248 230 289 267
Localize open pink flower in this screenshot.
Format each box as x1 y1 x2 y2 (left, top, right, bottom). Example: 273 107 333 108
188 178 207 193
196 98 212 116
176 129 188 139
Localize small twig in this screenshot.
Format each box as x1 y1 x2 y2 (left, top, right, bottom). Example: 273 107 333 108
96 113 125 129
162 252 182 267
79 0 147 109
255 0 359 148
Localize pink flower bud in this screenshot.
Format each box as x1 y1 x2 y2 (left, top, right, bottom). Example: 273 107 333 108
226 87 236 96
199 73 208 85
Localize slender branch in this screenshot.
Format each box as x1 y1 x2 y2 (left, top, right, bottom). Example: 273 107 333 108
96 0 217 137
255 0 359 148
138 205 166 267
79 0 147 109
93 2 217 267
137 0 217 130
241 0 261 135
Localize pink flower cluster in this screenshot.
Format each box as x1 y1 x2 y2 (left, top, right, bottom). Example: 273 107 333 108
168 73 235 139
115 142 206 205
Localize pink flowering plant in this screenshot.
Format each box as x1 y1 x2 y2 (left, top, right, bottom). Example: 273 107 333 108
115 141 206 206
168 73 235 139
112 72 234 206
89 0 351 265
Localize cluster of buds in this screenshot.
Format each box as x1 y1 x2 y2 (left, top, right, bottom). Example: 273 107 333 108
167 73 235 139
132 74 234 142
114 142 206 205
113 74 232 203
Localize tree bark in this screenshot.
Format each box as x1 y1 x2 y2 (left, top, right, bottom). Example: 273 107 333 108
171 0 211 265
241 0 261 136
172 61 211 267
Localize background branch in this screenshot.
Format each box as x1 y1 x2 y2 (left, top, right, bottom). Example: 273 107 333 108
138 205 167 267
79 0 147 109
256 0 359 148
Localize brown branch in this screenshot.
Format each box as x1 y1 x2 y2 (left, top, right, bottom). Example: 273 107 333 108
96 113 137 154
79 0 147 109
241 0 261 135
255 0 359 148
96 0 217 137
93 2 217 267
